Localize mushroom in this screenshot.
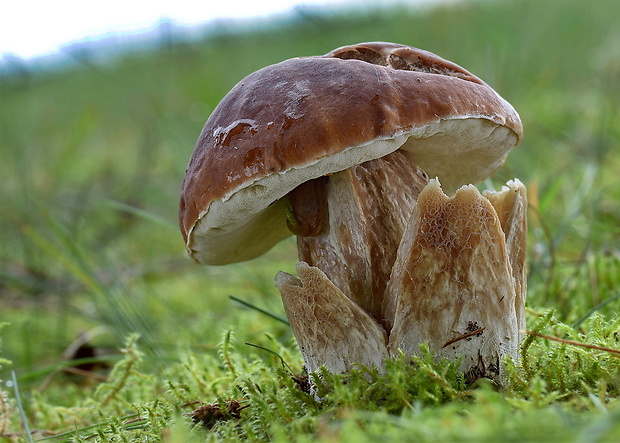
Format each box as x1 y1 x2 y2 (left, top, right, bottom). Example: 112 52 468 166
180 42 525 383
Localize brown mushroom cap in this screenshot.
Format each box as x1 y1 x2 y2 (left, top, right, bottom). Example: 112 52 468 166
180 42 523 265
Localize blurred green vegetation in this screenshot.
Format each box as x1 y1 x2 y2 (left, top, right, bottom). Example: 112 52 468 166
1 0 619 440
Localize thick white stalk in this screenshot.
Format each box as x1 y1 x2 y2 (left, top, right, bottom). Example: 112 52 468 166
385 179 527 383
295 150 428 326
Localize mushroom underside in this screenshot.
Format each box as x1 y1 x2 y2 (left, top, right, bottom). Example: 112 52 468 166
185 118 517 266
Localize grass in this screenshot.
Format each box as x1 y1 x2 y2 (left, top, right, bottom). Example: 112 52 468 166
1 0 619 440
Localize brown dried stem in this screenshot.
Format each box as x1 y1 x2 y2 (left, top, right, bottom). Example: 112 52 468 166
442 328 487 349
523 331 620 356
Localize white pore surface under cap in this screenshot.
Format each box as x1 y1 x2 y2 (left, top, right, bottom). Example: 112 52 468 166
187 116 516 265
188 133 407 264
400 117 518 193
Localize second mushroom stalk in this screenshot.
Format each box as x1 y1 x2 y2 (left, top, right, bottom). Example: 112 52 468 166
276 152 527 384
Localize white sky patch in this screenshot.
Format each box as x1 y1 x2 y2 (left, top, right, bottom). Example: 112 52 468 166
0 0 374 60
1 0 458 60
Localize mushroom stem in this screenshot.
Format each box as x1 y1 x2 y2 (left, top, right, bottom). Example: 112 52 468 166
385 179 527 383
483 181 528 340
277 178 527 385
286 176 330 237
291 150 429 326
275 262 389 376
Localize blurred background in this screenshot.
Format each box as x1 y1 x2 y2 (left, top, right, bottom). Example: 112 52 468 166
1 0 619 393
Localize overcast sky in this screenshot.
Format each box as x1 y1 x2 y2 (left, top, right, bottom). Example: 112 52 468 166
1 0 444 60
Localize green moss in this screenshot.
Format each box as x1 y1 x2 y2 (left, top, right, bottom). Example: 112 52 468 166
12 323 618 441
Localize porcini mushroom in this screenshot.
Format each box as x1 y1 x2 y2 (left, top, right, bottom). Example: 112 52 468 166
180 42 526 384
